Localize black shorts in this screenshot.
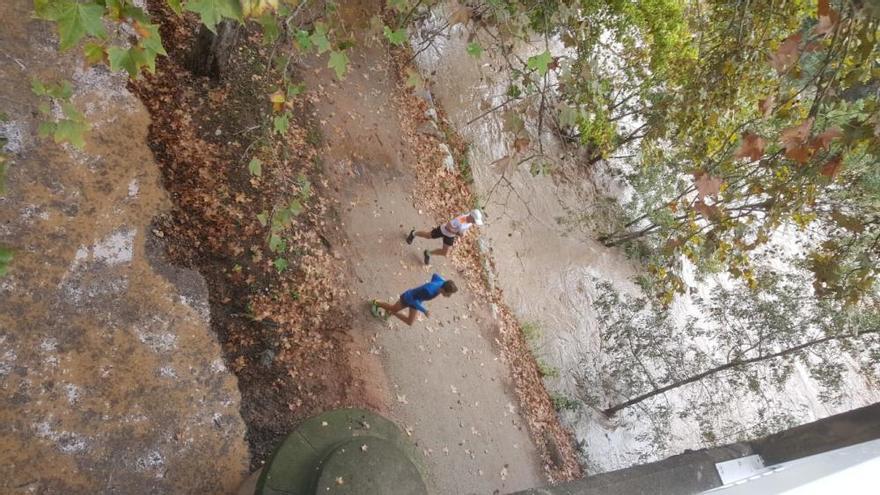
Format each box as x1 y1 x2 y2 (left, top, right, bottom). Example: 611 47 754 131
430 226 456 246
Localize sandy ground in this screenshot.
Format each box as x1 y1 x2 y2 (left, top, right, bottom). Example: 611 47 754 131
299 6 545 493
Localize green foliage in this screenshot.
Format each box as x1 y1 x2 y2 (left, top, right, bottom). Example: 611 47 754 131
310 22 332 54
263 174 312 263
306 126 323 146
327 50 349 80
185 0 242 33
0 246 12 277
31 79 72 99
537 359 559 378
109 46 148 77
269 233 286 253
286 83 304 99
82 41 105 64
273 112 290 135
33 78 89 149
404 68 423 89
33 0 354 156
529 161 551 177
0 113 7 195
37 0 107 51
386 0 406 11
296 173 312 201
526 50 552 76
166 0 182 15
383 25 407 46
550 392 580 412
543 1 880 306
466 42 483 59
294 29 313 51
458 155 473 183
35 0 166 80
273 257 289 273
248 157 262 177
520 320 542 344
258 12 280 44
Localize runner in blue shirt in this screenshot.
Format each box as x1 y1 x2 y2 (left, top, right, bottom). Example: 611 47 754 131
371 273 458 326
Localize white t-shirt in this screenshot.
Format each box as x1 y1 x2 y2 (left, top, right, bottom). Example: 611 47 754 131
440 214 473 237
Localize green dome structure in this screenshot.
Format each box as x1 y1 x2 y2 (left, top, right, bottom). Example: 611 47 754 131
247 409 428 495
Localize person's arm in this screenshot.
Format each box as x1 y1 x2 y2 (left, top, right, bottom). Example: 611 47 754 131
450 217 463 236
412 299 428 315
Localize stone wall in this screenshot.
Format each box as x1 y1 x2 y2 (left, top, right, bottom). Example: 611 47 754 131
0 1 250 492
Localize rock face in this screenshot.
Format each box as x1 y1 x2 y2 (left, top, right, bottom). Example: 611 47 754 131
0 1 249 493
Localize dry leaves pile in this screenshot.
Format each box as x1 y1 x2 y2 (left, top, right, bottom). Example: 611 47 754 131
386 49 583 482
132 0 369 466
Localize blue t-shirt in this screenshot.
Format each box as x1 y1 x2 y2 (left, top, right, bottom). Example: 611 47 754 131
401 273 446 314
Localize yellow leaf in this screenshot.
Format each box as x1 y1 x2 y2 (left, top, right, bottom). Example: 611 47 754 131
269 89 286 112
240 0 278 17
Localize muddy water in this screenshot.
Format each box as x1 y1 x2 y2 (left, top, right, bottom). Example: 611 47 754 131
0 1 248 492
409 2 880 474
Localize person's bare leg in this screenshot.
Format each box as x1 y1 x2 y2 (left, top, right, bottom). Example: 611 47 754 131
414 230 432 239
401 308 417 326
376 300 404 315
430 244 450 257
381 302 416 326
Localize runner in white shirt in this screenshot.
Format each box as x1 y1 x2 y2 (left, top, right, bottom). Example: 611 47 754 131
406 209 484 265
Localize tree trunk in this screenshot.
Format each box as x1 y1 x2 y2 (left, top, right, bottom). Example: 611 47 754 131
598 224 660 247
188 21 240 79
601 329 878 417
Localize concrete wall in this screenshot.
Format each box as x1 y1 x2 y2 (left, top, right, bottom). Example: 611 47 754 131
517 402 880 495
751 402 880 465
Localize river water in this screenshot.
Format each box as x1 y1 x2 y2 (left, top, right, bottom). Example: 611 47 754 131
408 2 880 474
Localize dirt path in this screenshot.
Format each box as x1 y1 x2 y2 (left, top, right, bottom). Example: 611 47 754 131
298 6 545 494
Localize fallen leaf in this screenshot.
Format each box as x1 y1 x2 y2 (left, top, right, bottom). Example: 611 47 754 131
780 118 813 145
694 199 722 221
781 118 815 163
812 127 843 150
491 155 515 174
694 172 723 200
820 154 843 178
769 33 802 75
734 132 765 161
758 94 775 117
405 68 423 89
785 145 813 164
449 5 471 26
814 14 837 36
830 209 864 233
269 89 285 112
513 136 530 153
814 0 839 36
